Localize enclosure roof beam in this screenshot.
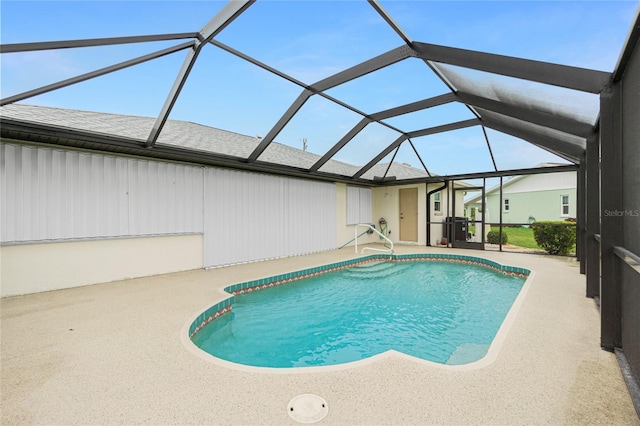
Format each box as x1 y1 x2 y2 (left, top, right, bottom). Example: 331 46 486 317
369 93 456 121
352 119 478 179
0 33 199 53
406 118 479 138
482 117 583 163
368 0 414 46
408 138 431 177
420 164 579 183
0 41 195 106
352 135 408 179
198 1 255 42
482 125 498 172
310 93 457 172
456 91 595 137
246 89 314 162
612 7 640 82
147 0 254 147
369 0 484 125
311 45 414 92
247 45 414 162
209 39 306 88
208 39 407 142
412 41 611 94
309 118 372 172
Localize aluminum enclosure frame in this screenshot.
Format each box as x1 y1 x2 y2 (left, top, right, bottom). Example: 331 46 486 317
1 1 609 179
1 0 639 412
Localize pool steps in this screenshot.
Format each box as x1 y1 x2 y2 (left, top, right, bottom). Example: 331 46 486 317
188 253 530 339
344 261 409 279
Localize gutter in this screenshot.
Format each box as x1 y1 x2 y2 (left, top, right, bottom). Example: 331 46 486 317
426 180 448 246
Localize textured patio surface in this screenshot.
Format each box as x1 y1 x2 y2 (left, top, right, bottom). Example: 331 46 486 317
1 245 638 425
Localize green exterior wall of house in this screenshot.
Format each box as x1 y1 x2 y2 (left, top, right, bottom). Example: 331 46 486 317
483 188 577 224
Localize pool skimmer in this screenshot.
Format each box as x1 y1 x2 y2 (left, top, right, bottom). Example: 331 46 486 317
287 394 329 424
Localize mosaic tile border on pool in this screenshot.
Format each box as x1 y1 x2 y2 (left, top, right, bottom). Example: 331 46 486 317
189 254 530 339
189 297 233 337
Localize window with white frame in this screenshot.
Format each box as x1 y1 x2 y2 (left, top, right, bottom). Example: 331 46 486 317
346 186 372 225
503 198 510 212
560 195 570 216
433 192 441 212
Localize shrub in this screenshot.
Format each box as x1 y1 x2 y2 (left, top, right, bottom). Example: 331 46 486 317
531 221 576 255
487 230 508 245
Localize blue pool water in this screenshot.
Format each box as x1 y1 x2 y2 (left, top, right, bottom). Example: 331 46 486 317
192 260 526 368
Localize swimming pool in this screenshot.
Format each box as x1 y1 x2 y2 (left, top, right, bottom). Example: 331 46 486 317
188 254 530 369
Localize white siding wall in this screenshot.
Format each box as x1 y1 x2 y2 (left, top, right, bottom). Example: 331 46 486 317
285 177 336 254
1 143 203 243
204 169 336 267
2 142 339 276
127 159 203 235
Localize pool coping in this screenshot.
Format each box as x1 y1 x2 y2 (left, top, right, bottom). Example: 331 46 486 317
182 253 533 374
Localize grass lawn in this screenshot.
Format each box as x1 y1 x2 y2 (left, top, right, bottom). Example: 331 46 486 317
470 225 541 249
501 227 541 249
470 225 576 253
498 226 576 253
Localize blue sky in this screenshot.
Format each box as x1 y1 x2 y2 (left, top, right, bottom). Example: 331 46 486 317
1 0 638 177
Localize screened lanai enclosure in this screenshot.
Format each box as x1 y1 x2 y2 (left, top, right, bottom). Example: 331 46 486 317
1 0 639 413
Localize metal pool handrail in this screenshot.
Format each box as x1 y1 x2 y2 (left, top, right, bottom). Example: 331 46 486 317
355 223 394 254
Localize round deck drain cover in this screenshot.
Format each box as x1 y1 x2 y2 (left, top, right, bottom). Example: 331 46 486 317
287 394 329 424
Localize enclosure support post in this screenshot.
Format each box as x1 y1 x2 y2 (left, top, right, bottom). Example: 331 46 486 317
498 176 503 252
577 156 586 274
585 133 600 298
599 85 623 350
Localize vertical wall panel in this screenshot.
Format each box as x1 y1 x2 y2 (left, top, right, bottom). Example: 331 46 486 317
77 152 92 238
346 186 372 225
286 178 335 255
323 182 338 249
1 144 18 242
65 151 79 239
52 150 66 239
3 142 336 267
346 186 360 225
1 143 203 243
271 175 288 259
21 147 34 239
204 169 336 268
205 168 241 266
359 187 372 224
127 158 203 237
92 154 107 237
116 157 130 236
177 165 203 234
285 177 304 255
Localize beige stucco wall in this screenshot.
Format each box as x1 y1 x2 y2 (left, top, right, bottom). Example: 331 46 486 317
370 183 469 247
0 234 203 297
339 182 469 249
372 184 427 245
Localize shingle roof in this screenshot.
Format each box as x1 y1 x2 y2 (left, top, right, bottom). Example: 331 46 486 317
0 104 432 181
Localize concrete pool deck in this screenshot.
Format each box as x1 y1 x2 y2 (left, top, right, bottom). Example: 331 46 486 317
1 245 638 425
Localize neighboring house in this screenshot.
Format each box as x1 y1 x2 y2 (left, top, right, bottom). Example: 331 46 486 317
465 164 577 226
